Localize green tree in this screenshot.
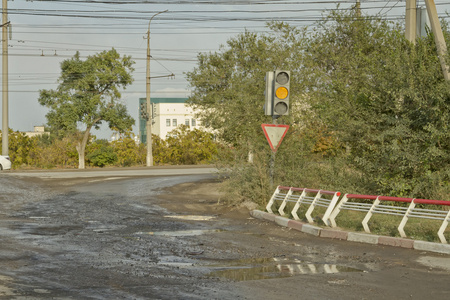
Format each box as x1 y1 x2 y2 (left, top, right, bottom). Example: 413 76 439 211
111 132 145 167
186 23 307 149
303 10 450 198
0 129 38 168
86 139 117 167
164 125 218 165
38 49 135 169
187 10 450 205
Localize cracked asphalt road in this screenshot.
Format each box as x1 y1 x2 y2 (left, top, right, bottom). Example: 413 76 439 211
1 170 450 299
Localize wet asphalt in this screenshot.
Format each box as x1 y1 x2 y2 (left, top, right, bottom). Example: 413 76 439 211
0 174 247 299
2 171 450 300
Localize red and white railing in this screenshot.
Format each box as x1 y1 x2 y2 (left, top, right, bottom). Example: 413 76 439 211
266 186 341 226
329 194 450 244
266 186 450 243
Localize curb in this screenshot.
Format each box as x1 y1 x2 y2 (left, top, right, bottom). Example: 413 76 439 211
250 210 450 255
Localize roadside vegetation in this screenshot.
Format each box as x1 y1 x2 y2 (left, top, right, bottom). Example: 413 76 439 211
0 125 218 169
187 9 450 205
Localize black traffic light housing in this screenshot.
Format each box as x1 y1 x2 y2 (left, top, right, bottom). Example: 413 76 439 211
140 102 148 120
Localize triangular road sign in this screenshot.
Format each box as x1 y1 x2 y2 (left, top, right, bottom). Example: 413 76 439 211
261 124 289 153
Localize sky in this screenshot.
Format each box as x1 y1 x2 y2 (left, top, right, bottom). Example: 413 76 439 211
1 0 450 140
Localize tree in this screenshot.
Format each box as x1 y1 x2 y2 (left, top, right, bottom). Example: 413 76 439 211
186 23 307 149
38 49 135 169
164 125 218 165
303 9 450 198
187 10 450 204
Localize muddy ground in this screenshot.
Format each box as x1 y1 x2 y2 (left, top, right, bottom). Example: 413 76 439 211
0 174 449 299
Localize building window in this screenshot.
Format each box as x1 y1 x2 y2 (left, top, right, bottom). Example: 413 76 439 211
166 119 171 127
192 119 196 127
185 119 190 126
173 119 177 127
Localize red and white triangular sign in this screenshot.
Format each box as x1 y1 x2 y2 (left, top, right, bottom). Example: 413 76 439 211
261 124 289 153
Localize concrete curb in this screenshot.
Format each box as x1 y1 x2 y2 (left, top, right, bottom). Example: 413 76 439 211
250 210 450 255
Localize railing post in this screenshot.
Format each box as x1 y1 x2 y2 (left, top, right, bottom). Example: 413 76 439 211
437 209 450 244
266 186 280 214
362 198 380 233
305 190 322 224
322 192 341 227
329 194 349 228
398 200 416 238
278 188 292 216
291 189 306 220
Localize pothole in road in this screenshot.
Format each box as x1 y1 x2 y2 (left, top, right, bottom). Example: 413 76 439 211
207 257 364 281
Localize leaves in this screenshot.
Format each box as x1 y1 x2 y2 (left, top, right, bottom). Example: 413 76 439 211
38 49 135 168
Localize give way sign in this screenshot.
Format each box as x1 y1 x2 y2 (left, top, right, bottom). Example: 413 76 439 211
261 124 289 153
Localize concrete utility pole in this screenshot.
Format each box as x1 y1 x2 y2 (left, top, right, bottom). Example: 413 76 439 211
424 0 450 81
2 0 8 156
355 0 361 17
405 0 417 44
145 10 167 167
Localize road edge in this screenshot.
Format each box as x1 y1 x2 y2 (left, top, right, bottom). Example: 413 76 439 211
250 210 450 255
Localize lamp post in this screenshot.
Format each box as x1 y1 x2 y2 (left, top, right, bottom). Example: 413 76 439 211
2 0 8 156
146 9 167 167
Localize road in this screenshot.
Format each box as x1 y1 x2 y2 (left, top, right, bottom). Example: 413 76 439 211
1 168 450 299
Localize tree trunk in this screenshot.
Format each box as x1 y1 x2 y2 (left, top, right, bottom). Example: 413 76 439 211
76 124 95 169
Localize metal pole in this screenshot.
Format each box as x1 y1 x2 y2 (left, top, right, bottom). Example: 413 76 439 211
2 0 8 156
146 10 167 167
269 116 278 187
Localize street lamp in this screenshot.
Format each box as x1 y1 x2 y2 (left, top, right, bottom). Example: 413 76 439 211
2 0 9 156
146 9 168 167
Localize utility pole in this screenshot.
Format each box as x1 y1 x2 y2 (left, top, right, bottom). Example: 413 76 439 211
145 10 167 167
424 0 450 81
355 0 361 17
2 0 8 156
405 0 417 44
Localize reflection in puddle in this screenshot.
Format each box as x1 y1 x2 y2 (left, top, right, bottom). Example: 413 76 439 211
135 229 224 237
164 215 216 221
208 257 363 281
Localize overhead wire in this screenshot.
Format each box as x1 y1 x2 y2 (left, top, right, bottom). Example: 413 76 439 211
4 0 450 92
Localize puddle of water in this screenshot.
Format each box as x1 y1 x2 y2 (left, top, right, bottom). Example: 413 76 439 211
164 215 216 221
135 229 224 237
208 257 363 281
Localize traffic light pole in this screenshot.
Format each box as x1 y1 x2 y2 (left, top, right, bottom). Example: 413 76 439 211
269 116 278 187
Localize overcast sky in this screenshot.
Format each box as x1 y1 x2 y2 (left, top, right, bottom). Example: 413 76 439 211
1 0 450 139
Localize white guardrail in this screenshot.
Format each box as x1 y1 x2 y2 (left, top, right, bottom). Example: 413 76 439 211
266 186 341 227
266 186 450 244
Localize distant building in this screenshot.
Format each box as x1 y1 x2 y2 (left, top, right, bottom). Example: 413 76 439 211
23 126 49 138
139 98 202 143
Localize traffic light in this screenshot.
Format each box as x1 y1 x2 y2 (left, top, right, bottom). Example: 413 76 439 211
273 70 290 116
140 102 148 120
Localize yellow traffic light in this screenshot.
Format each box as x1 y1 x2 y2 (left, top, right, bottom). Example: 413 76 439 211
275 86 288 100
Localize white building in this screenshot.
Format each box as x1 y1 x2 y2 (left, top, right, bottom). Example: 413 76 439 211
23 126 49 138
139 98 202 142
